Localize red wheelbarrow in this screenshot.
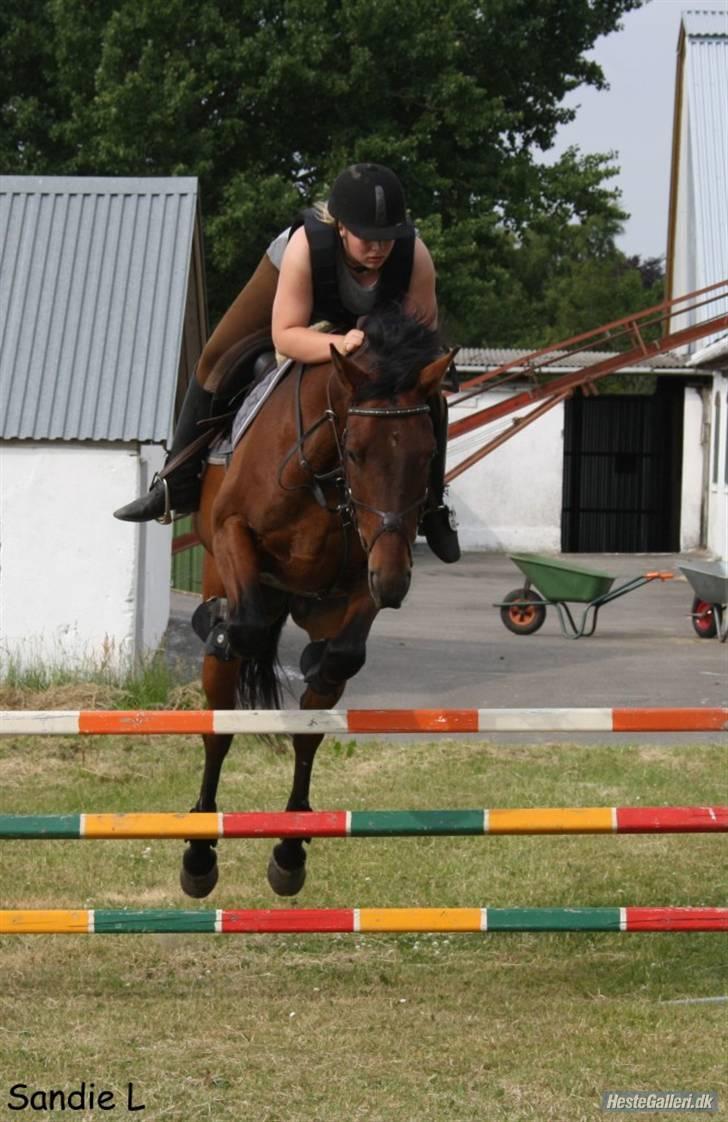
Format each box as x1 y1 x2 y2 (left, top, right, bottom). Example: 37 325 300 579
496 554 674 639
678 560 728 642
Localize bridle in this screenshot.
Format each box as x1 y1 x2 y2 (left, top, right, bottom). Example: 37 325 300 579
340 402 432 553
278 364 433 556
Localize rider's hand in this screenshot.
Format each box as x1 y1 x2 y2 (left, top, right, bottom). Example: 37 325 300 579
335 329 365 356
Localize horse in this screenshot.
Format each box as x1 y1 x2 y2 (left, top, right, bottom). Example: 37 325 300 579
181 307 456 899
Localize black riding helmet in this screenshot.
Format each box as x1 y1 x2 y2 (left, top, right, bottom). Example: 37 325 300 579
328 164 413 240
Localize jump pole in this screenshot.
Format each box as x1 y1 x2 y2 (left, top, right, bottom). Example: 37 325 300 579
1 707 726 735
1 907 726 935
1 806 726 839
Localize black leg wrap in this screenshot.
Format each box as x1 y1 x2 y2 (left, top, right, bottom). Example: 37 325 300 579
304 668 337 695
300 639 328 682
330 643 366 681
192 598 238 662
301 637 366 693
205 622 237 661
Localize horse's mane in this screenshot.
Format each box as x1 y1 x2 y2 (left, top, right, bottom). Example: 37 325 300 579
355 306 443 402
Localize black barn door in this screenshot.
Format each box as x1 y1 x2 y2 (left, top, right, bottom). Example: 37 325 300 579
561 381 683 552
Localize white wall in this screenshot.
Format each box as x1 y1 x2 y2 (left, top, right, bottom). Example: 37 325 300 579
680 386 708 551
707 373 728 558
446 384 710 556
447 389 564 552
0 443 170 673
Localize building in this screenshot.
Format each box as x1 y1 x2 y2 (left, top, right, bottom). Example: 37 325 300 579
665 9 728 558
446 347 704 554
0 176 207 671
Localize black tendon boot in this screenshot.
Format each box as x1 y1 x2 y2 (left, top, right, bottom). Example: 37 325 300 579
420 393 461 563
113 378 213 523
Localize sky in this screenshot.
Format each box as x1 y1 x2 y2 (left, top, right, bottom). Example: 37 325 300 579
546 0 726 262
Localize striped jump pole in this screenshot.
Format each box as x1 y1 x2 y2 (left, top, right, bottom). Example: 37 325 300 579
1 906 726 935
1 806 726 839
0 706 726 735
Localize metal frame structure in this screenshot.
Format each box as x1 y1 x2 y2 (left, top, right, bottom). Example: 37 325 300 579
446 279 728 482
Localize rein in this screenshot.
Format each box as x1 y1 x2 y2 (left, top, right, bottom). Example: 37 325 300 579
276 364 348 513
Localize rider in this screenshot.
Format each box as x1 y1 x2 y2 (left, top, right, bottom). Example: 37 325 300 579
114 163 460 563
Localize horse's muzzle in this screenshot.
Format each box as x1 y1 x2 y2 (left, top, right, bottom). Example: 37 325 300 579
368 559 411 609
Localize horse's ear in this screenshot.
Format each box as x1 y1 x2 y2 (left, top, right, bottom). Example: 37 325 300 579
330 345 371 393
418 348 459 395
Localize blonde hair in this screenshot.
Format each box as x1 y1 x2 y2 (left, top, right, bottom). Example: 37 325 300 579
312 200 337 226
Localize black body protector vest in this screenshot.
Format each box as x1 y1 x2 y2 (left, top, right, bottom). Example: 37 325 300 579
290 209 416 329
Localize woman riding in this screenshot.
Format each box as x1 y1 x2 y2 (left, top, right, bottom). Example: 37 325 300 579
114 163 460 563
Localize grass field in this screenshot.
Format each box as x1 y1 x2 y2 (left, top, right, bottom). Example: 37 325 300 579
0 683 726 1121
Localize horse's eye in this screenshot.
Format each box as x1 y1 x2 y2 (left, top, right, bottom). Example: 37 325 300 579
347 449 359 464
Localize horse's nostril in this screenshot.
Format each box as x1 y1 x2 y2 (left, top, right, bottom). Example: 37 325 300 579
368 566 411 610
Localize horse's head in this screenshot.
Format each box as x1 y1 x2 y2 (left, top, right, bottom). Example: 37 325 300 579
330 336 456 609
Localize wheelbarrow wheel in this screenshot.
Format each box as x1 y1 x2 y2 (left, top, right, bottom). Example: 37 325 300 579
691 596 717 639
500 588 547 635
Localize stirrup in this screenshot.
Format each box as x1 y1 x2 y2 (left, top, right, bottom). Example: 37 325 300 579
153 474 173 525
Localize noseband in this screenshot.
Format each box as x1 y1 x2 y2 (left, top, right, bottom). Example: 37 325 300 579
341 402 432 552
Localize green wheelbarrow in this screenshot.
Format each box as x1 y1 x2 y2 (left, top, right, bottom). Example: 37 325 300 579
496 554 674 639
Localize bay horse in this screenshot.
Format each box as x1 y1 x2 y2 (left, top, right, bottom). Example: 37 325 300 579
181 308 456 898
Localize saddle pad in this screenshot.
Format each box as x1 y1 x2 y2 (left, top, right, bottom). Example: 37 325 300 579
210 358 294 461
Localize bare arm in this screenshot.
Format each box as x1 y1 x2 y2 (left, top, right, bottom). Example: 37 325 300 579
272 227 361 362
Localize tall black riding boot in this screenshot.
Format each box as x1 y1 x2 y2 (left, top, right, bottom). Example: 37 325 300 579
419 393 461 563
113 378 213 523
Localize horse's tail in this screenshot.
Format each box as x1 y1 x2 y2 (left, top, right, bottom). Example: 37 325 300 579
236 611 288 710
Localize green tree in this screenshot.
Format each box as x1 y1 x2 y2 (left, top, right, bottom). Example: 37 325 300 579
1 0 646 339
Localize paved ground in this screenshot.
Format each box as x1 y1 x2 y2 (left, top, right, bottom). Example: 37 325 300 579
166 549 727 744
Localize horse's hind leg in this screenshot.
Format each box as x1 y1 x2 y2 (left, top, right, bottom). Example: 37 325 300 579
180 654 239 898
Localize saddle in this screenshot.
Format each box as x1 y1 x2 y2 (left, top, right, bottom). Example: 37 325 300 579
203 326 278 412
159 329 278 481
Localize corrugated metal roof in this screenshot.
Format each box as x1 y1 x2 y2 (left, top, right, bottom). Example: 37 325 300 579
0 176 201 442
456 347 688 371
682 9 728 36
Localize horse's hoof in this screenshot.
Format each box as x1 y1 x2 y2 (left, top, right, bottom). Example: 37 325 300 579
267 854 306 897
180 849 219 898
180 861 219 898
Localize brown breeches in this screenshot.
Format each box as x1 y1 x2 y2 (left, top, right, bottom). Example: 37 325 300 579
195 254 279 387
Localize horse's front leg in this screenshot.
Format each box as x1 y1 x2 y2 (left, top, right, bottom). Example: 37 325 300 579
267 591 378 896
181 536 243 900
180 655 239 898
